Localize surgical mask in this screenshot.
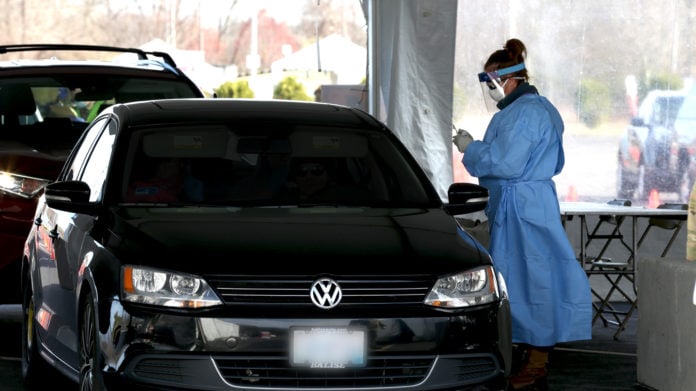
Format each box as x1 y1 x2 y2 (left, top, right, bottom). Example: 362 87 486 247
488 79 508 102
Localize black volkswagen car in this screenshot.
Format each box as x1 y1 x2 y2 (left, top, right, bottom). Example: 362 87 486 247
21 98 511 390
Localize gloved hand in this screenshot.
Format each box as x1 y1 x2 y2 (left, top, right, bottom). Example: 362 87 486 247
452 129 474 153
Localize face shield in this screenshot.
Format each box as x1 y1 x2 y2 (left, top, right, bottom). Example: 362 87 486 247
478 63 526 113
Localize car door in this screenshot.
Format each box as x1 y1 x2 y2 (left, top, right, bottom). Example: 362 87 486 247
32 116 116 366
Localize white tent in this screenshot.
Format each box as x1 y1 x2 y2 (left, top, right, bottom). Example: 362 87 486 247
364 0 458 200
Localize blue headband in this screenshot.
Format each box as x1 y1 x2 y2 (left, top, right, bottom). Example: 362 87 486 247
478 63 526 82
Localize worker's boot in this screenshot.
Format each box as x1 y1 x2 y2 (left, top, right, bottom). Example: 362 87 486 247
507 347 550 390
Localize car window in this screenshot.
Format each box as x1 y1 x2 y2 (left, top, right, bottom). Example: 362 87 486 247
120 125 432 206
81 121 117 202
0 63 202 152
652 96 684 127
63 117 109 182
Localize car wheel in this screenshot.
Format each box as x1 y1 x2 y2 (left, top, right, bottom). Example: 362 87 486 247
639 166 654 202
79 291 107 391
616 163 636 200
21 281 51 387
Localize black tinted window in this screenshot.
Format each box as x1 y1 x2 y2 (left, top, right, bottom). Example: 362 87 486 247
120 125 433 206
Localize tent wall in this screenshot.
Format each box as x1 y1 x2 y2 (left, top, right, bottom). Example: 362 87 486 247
365 0 458 200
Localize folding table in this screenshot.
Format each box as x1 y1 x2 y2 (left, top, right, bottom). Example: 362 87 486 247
559 201 687 339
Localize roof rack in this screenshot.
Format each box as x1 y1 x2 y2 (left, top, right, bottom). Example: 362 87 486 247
0 44 178 68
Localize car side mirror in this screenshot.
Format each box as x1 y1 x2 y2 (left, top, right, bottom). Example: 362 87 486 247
444 182 488 215
44 180 99 215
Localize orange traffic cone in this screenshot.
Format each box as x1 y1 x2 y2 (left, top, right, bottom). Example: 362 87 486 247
648 189 660 208
566 185 578 202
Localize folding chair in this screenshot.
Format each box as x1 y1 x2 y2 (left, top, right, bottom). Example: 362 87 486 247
583 199 637 339
636 202 688 258
583 199 633 266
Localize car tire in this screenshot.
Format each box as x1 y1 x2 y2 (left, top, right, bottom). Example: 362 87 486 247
639 166 655 202
79 291 107 391
21 281 52 387
616 163 636 200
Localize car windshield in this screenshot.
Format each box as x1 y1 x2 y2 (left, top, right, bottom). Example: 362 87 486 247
0 77 201 148
120 125 436 207
652 96 684 128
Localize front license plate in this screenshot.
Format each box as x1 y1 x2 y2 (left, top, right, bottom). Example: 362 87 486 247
291 327 366 368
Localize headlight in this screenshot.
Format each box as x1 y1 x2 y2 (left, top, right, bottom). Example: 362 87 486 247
424 266 500 308
122 265 222 308
0 171 50 199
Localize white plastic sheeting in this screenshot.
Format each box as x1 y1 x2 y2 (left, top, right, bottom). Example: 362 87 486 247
363 0 458 200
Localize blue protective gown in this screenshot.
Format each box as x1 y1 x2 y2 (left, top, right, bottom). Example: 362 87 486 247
463 85 592 346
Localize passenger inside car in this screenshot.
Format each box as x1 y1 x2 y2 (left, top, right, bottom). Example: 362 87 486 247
127 157 204 203
289 158 333 200
280 157 374 203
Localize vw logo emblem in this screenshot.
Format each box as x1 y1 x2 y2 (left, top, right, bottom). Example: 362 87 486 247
310 278 342 309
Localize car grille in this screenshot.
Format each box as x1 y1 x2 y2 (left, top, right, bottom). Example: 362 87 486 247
206 275 434 306
130 355 501 389
133 358 185 381
210 355 498 388
216 355 427 387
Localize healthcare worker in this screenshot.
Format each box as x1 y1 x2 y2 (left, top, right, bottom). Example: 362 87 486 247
453 38 592 390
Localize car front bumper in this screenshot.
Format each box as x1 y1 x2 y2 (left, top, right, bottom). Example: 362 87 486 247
100 300 511 390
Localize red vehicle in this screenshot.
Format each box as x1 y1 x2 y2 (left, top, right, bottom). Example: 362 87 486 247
0 44 204 303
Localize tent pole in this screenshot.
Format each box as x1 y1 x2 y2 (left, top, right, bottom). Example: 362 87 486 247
366 0 380 118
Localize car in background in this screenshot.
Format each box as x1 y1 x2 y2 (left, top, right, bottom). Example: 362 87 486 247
616 88 688 202
0 44 204 303
674 83 696 198
21 98 511 390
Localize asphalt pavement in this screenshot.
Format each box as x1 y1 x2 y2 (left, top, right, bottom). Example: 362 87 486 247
551 302 641 390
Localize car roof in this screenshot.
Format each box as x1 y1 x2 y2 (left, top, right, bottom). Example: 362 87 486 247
106 98 385 129
0 43 179 67
0 43 202 92
0 60 182 74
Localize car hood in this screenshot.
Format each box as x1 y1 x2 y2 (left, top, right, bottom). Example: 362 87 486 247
109 206 490 275
0 140 68 178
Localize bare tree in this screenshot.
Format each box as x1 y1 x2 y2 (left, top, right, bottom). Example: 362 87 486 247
297 0 366 46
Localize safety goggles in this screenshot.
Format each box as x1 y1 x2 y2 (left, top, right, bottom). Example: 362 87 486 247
485 77 525 90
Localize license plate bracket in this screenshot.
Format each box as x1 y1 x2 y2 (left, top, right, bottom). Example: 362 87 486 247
290 326 367 368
